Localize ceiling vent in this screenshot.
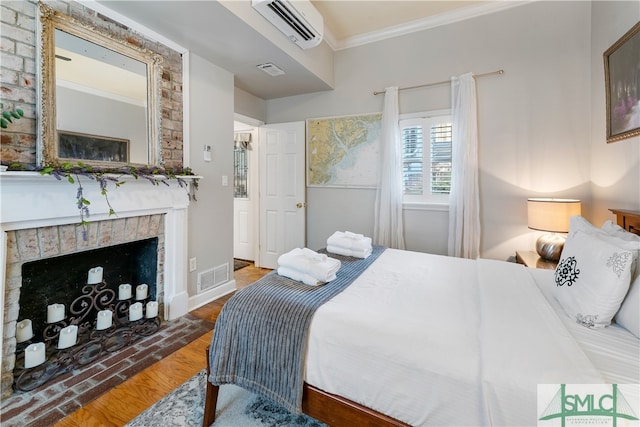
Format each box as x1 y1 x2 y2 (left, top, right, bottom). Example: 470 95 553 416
252 0 323 50
257 62 286 76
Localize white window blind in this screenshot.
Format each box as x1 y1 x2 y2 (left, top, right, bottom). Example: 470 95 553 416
401 113 452 203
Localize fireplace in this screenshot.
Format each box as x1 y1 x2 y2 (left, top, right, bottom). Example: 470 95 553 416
14 236 163 391
0 172 194 398
21 237 159 339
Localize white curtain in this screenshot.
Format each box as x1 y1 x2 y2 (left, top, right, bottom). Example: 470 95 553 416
448 73 480 259
373 87 405 249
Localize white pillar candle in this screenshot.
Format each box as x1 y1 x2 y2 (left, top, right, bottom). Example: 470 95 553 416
87 266 104 284
24 342 46 369
129 302 143 321
96 310 113 330
135 284 148 300
47 304 65 323
57 325 78 349
16 319 34 343
118 284 132 300
145 301 158 318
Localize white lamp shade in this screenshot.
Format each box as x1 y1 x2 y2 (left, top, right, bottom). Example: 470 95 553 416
527 198 581 233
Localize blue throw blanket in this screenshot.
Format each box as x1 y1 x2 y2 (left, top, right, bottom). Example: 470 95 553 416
208 246 386 413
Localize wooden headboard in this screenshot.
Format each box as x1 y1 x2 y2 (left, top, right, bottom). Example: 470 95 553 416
609 209 640 236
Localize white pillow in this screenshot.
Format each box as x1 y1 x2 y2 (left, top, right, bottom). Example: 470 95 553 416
601 220 640 337
569 216 640 278
601 220 640 280
615 275 640 338
553 230 634 328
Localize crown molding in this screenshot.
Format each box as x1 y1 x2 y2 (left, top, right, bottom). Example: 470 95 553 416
331 1 534 51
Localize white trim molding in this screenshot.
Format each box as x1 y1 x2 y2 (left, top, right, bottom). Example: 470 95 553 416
331 1 534 51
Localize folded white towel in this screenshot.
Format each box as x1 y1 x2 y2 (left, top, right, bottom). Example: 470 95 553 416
300 247 327 262
344 231 364 239
277 248 341 282
326 231 372 252
277 266 321 286
326 244 372 259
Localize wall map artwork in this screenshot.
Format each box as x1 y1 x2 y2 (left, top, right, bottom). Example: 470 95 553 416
306 113 382 188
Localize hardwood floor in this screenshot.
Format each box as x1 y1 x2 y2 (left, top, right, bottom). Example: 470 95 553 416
53 263 271 427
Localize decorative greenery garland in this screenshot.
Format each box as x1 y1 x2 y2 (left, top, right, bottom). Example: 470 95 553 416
5 162 199 240
0 103 24 129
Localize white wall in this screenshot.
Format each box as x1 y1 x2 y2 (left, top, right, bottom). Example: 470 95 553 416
265 1 594 260
235 87 267 123
57 86 147 163
188 53 235 297
589 1 640 224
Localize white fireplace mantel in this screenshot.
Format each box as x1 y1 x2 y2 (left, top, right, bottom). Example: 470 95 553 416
0 171 195 325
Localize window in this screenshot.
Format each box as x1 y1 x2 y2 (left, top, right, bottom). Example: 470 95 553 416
233 146 248 198
401 113 452 203
234 133 251 198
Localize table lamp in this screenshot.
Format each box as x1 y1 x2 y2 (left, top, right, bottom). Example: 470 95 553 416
527 198 581 261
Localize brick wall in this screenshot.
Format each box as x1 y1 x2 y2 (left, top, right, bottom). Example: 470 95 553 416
1 214 166 399
0 0 184 168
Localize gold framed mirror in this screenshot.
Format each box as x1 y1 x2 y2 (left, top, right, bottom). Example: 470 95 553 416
37 3 163 167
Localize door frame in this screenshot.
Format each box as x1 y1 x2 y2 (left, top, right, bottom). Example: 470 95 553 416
234 113 264 265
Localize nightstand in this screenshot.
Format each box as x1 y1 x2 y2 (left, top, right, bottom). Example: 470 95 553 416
515 250 558 270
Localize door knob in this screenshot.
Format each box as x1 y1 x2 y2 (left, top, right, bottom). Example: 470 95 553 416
296 202 306 208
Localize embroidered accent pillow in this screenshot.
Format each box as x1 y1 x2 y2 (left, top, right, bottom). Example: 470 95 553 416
600 220 640 281
569 215 640 283
553 230 634 328
600 220 640 337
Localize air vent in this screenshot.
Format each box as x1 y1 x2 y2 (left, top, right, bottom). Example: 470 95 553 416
257 62 285 76
197 263 229 293
252 0 323 50
266 1 315 41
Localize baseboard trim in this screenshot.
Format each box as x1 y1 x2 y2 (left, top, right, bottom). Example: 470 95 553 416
188 280 236 311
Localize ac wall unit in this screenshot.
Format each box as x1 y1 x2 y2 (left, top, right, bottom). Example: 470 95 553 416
252 0 323 50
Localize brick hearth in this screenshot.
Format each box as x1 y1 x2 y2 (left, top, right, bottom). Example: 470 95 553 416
0 313 213 426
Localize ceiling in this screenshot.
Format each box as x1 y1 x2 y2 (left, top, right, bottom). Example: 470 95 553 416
95 1 508 100
312 1 486 42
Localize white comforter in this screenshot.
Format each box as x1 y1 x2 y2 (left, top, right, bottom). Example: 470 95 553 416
305 249 621 426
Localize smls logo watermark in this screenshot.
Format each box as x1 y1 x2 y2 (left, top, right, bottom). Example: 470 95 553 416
538 384 639 427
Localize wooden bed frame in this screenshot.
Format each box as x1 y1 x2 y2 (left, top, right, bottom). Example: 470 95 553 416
203 209 640 427
610 208 640 235
203 346 409 427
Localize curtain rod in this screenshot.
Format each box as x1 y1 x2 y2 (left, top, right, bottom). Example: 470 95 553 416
373 69 504 96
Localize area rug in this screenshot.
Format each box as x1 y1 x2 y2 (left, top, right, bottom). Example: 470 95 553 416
126 370 326 427
234 258 251 271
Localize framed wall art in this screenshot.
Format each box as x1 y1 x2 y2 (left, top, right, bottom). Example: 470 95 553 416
306 113 382 188
58 130 130 163
604 21 640 143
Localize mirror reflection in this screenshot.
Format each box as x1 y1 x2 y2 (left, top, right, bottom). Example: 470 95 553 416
55 30 149 164
38 3 162 168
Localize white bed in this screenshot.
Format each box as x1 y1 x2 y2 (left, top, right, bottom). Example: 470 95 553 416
205 213 640 427
305 249 640 426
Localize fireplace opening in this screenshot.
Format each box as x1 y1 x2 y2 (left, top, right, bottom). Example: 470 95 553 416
19 237 159 339
12 237 161 392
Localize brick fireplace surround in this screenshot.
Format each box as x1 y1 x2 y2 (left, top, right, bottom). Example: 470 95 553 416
0 172 194 401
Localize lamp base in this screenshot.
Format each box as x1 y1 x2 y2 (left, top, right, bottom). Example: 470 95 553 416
536 233 565 262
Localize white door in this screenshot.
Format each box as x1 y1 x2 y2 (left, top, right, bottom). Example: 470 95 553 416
233 127 258 261
258 121 306 269
233 197 254 260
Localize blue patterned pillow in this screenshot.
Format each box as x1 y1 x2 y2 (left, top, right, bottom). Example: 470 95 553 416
553 230 634 328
